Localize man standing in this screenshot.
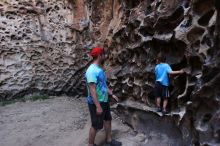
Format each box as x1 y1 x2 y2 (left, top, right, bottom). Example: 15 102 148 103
85 47 122 146
154 54 184 114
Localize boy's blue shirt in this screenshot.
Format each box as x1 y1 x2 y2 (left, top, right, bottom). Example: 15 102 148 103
155 63 172 86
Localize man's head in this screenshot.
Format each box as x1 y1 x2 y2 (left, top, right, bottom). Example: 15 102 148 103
157 53 166 63
90 47 105 65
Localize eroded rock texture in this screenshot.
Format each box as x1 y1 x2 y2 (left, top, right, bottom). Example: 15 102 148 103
107 0 220 145
0 0 92 98
0 0 220 145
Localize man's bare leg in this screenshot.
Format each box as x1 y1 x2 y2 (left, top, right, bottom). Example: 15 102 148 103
104 120 112 143
88 127 97 146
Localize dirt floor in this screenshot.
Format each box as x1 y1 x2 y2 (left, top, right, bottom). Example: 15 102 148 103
0 96 152 146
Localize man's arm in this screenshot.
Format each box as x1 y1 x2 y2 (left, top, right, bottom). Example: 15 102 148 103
89 83 102 115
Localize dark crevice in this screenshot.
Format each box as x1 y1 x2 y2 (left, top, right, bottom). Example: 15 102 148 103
193 0 214 15
154 6 184 33
198 9 215 26
123 0 141 9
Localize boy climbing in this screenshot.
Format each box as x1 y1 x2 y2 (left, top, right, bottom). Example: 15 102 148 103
154 54 184 114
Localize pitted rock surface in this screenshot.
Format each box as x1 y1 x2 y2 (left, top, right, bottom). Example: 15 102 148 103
0 0 220 145
0 0 92 98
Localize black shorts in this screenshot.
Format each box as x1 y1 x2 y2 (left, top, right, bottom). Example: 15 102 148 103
88 102 112 130
154 81 170 98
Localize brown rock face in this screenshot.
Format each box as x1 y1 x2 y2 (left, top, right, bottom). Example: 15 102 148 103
0 0 220 145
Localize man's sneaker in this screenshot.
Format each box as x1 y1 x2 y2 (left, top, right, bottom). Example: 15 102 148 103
106 139 122 146
156 107 162 112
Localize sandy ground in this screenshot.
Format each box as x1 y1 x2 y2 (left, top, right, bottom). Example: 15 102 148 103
0 96 148 146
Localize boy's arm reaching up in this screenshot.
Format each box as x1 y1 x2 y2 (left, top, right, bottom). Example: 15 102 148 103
169 69 184 75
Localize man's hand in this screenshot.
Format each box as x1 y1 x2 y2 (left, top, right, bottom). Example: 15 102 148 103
108 88 113 95
112 94 119 102
108 88 119 102
96 106 103 115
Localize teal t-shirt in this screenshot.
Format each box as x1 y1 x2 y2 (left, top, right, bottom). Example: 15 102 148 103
85 64 108 104
155 63 172 86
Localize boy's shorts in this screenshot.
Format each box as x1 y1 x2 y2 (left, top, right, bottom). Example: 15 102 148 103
88 102 112 130
154 81 170 98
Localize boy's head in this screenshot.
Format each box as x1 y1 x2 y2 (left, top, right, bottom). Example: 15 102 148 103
157 53 166 63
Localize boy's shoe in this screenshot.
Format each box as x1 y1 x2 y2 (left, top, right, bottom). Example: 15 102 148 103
162 109 168 115
106 139 122 146
156 107 162 112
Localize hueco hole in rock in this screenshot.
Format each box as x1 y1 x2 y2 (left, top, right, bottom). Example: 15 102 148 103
0 0 220 146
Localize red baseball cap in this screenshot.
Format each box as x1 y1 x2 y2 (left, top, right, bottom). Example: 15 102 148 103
90 47 104 57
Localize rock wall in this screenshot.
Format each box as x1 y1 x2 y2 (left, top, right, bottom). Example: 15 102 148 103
0 0 93 98
0 0 220 145
106 0 220 145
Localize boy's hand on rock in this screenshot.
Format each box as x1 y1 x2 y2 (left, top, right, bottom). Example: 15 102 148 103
180 69 185 74
182 68 191 74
